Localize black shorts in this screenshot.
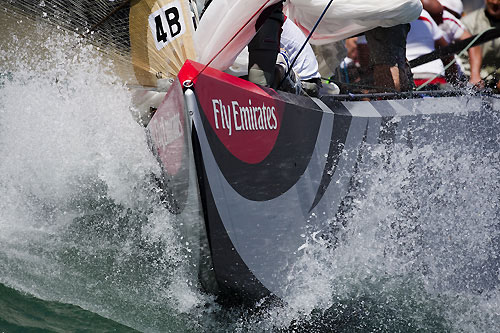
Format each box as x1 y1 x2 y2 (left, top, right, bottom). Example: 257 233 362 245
365 24 410 68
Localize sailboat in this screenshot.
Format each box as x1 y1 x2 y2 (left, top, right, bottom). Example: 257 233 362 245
4 0 499 305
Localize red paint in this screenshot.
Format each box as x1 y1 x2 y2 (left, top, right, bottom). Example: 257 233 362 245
418 16 432 24
180 61 284 165
178 60 205 85
148 79 186 176
414 77 447 86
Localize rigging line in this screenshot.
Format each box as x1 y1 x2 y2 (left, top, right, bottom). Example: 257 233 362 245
409 27 500 67
323 77 398 93
193 0 276 82
416 27 494 91
327 89 465 101
82 0 131 38
278 0 335 89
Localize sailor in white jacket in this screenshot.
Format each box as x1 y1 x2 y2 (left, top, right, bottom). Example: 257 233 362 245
406 9 453 87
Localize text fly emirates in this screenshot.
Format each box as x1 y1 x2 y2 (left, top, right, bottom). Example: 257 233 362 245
211 99 278 136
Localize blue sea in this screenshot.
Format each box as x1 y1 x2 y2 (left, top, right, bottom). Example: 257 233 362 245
1 19 500 333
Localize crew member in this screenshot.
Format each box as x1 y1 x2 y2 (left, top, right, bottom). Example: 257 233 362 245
248 2 285 87
460 0 500 92
200 1 285 88
438 0 483 87
406 9 454 88
422 0 445 24
364 24 413 92
279 17 322 96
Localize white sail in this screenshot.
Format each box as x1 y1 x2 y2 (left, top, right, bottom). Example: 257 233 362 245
194 0 283 71
194 0 423 71
287 0 423 45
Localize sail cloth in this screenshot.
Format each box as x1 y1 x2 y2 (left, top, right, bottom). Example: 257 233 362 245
195 0 423 71
130 0 197 86
194 0 283 71
287 0 423 45
3 0 199 88
2 0 141 85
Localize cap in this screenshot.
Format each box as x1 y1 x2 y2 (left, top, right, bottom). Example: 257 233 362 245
439 0 464 16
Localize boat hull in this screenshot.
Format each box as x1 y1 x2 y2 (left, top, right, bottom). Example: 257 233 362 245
148 60 500 304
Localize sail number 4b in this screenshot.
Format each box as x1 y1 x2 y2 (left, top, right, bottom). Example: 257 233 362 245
149 0 187 50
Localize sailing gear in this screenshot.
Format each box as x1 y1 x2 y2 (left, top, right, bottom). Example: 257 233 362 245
274 49 303 94
286 0 422 44
301 78 322 97
248 2 285 87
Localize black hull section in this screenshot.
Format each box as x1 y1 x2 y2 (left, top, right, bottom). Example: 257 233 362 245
148 61 500 304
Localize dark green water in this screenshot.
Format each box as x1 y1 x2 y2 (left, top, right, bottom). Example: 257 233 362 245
0 283 137 332
0 280 452 333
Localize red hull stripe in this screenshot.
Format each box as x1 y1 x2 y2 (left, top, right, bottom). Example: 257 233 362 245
414 77 447 86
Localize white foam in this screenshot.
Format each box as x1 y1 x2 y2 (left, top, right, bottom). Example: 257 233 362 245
0 24 207 332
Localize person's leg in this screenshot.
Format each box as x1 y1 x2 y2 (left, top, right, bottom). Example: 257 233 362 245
365 24 412 92
248 3 284 87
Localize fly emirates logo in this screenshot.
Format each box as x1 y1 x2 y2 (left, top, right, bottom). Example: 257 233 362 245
211 99 278 136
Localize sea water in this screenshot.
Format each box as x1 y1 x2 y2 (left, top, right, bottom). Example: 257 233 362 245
1 24 500 333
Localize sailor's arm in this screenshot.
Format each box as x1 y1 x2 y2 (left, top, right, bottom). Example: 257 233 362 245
421 0 444 24
458 30 483 87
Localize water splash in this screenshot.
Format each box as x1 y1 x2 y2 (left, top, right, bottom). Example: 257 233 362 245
0 20 207 332
239 139 500 332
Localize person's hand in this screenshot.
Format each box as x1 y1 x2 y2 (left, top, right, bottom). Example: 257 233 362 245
496 80 500 92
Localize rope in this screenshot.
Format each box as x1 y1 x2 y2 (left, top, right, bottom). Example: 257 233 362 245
415 27 495 91
278 0 335 89
82 0 131 38
326 89 465 101
323 77 398 93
